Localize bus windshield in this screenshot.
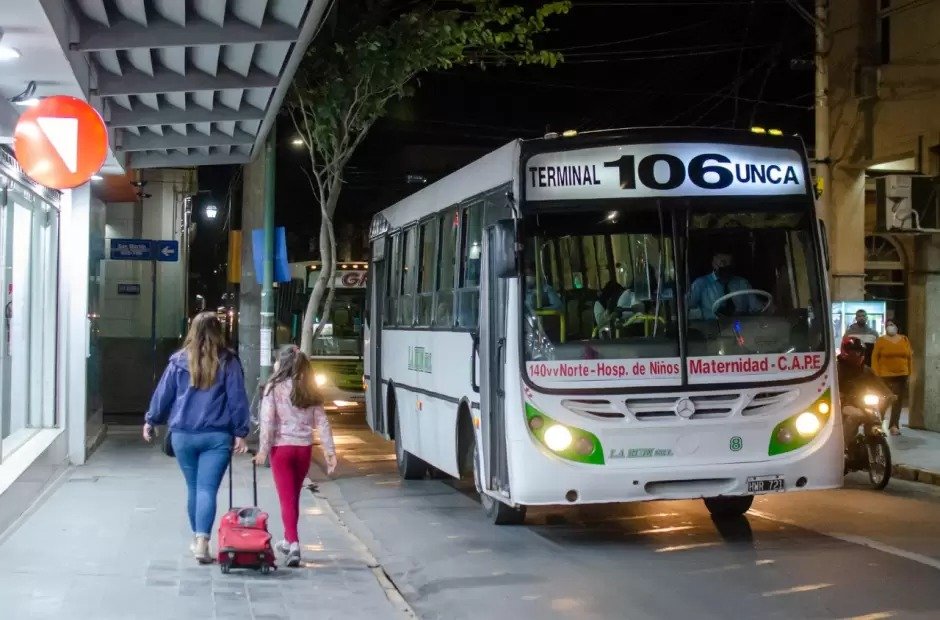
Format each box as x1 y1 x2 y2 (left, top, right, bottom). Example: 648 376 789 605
522 202 827 387
310 290 366 357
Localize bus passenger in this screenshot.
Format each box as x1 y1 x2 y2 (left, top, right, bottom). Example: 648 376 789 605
594 280 641 332
688 253 761 319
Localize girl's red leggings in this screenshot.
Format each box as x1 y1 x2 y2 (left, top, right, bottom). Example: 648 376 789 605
269 445 312 543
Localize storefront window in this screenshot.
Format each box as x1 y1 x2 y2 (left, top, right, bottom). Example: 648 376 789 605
0 161 61 462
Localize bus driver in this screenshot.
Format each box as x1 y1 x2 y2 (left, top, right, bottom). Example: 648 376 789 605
689 252 762 320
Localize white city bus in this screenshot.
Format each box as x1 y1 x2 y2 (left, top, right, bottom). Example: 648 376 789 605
293 261 369 411
364 128 842 524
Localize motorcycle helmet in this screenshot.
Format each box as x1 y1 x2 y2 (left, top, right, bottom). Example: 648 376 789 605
839 336 866 364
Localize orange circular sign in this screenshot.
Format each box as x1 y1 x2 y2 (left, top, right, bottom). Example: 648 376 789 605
13 96 108 190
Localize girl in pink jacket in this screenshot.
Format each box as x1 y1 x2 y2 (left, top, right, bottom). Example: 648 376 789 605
254 346 336 567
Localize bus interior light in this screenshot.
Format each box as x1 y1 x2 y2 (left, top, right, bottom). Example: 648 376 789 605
768 128 784 136
562 129 578 138
750 126 767 134
543 424 573 452
314 373 328 387
795 412 821 437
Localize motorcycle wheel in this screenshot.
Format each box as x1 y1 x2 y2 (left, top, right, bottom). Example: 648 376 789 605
867 435 891 490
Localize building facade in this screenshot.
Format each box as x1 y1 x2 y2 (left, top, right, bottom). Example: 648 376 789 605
828 0 940 430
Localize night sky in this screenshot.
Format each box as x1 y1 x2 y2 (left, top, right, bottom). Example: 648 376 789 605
194 0 816 307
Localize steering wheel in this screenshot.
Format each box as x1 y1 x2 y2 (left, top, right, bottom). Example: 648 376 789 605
710 289 773 316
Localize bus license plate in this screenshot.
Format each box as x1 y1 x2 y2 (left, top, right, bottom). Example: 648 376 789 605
746 475 785 494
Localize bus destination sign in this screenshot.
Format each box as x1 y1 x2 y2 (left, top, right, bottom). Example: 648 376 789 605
525 143 806 201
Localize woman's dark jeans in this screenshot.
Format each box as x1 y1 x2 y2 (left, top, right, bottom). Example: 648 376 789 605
171 431 233 537
882 376 908 429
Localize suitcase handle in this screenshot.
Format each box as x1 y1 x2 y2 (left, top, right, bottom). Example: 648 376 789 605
228 449 259 510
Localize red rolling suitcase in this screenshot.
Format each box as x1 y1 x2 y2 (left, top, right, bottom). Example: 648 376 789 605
217 453 276 574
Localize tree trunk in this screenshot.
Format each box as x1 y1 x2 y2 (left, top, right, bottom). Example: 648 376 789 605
299 187 341 355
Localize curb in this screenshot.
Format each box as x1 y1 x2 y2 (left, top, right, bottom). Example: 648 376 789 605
307 472 417 619
892 464 940 486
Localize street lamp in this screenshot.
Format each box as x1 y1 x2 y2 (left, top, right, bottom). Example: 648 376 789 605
205 204 218 219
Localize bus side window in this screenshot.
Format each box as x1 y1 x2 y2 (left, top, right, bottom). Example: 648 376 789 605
399 226 419 326
385 232 402 327
457 203 483 329
435 208 458 327
416 218 438 327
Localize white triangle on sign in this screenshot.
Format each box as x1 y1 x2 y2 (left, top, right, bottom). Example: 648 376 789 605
36 117 79 173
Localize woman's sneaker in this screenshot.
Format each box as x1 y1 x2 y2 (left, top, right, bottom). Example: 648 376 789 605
286 542 301 567
193 535 212 564
276 539 291 556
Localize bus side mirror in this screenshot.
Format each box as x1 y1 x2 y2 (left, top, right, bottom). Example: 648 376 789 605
491 219 518 278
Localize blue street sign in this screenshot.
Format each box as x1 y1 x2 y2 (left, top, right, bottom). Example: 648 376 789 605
110 238 153 261
155 240 179 262
109 238 179 262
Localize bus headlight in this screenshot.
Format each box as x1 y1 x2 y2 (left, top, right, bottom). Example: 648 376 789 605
768 390 831 456
314 373 328 387
525 404 604 465
795 412 821 437
543 425 573 452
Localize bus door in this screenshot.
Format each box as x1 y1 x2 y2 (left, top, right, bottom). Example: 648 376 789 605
478 223 512 493
367 239 388 436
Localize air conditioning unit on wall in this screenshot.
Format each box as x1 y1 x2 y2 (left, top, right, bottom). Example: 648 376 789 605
875 175 940 232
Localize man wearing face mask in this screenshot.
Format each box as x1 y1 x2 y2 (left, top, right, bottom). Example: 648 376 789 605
688 253 762 320
524 263 563 313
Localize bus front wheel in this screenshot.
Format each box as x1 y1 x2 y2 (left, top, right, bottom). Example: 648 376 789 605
472 439 526 525
703 495 754 519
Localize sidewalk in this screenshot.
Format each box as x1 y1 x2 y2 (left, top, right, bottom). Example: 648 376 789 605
889 411 940 485
0 430 409 620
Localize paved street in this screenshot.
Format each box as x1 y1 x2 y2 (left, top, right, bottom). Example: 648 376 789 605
4 414 940 620
310 413 940 620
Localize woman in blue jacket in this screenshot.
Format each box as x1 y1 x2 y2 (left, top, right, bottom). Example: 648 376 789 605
143 312 251 563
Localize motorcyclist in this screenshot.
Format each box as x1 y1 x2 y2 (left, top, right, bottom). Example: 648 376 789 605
838 336 893 448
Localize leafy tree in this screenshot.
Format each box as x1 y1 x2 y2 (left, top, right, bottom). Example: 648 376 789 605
289 0 570 353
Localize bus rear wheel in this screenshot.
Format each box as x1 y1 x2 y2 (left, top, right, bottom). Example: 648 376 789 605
472 438 525 525
703 495 754 519
393 404 427 480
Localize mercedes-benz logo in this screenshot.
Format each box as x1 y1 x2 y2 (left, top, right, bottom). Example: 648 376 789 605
675 398 696 419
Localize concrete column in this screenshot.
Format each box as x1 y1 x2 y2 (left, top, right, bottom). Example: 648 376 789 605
829 165 867 301
59 185 90 465
907 236 940 431
239 154 266 395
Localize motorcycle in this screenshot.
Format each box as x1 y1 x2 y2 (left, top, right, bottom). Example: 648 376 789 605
843 392 893 490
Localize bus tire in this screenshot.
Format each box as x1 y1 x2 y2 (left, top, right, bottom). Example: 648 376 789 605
703 495 754 519
472 436 526 525
393 398 427 480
